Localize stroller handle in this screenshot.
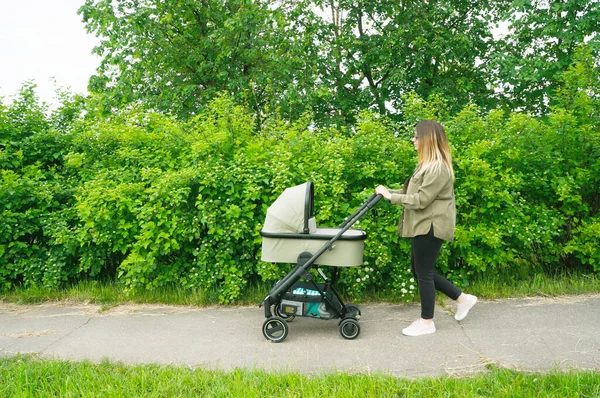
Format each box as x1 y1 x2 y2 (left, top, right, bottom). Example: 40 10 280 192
338 193 382 229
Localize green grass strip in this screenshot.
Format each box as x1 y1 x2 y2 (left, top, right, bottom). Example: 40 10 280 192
2 271 599 308
1 355 599 398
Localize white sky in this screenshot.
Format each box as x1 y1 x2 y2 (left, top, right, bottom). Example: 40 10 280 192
0 0 100 109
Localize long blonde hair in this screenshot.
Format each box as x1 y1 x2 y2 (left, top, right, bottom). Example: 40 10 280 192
415 120 454 180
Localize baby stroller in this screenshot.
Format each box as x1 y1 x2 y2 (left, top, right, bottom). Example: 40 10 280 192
260 182 381 342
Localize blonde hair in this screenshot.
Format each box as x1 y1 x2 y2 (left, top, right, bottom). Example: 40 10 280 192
415 120 454 180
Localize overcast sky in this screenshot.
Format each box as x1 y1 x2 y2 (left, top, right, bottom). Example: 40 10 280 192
0 0 100 108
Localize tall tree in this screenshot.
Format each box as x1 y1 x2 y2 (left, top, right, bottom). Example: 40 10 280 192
79 0 319 128
81 0 514 127
303 0 510 123
90 1 600 127
492 0 600 114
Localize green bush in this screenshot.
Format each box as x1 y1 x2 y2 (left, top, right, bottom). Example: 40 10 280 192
0 85 77 290
1 50 598 302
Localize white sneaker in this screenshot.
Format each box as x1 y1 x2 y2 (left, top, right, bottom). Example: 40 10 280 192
402 319 436 337
455 294 477 321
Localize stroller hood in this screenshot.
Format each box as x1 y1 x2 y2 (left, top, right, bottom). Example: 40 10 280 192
263 182 316 234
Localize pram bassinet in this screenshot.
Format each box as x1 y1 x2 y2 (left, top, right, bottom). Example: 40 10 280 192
261 182 367 266
259 182 381 342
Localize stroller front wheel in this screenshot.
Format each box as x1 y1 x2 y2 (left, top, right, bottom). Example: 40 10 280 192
339 318 360 340
262 317 289 343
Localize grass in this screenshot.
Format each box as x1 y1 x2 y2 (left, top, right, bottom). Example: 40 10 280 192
1 355 599 398
465 270 600 299
0 280 224 310
1 270 599 308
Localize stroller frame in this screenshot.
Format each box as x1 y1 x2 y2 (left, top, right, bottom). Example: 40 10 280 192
260 183 381 343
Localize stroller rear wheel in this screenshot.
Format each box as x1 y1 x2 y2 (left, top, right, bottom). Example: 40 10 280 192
262 317 289 343
339 318 360 340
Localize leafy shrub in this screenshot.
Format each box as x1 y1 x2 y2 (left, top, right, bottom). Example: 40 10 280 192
1 51 598 303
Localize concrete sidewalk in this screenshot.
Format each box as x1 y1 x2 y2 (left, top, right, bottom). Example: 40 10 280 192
1 295 599 377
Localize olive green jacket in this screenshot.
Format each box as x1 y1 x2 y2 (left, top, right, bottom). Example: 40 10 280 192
389 164 456 241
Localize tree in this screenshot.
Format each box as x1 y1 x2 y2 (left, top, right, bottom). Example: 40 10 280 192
84 1 600 127
300 0 511 123
79 0 319 129
492 0 600 114
81 0 516 127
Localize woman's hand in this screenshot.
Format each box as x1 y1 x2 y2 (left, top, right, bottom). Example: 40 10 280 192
375 185 392 201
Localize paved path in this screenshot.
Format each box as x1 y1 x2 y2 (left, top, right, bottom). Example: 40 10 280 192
1 295 599 377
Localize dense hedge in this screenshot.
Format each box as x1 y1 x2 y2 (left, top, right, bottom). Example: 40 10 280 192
1 55 599 303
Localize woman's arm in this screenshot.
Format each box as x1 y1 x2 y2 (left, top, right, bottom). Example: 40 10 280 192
375 185 393 200
390 166 450 210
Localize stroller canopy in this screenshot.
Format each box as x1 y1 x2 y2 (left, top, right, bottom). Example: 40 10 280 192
263 182 315 234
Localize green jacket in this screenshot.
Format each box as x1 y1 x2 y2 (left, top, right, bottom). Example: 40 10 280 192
389 164 456 241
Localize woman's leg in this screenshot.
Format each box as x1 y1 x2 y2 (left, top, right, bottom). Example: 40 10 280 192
434 275 461 301
411 227 461 319
411 232 440 320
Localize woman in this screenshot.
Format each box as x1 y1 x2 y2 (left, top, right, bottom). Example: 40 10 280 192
376 120 477 337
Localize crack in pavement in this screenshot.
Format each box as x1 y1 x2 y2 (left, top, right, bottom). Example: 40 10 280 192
455 320 499 374
39 315 95 355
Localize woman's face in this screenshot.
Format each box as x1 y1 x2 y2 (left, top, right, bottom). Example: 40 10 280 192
411 130 419 151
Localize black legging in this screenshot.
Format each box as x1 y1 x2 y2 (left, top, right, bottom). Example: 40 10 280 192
411 225 461 319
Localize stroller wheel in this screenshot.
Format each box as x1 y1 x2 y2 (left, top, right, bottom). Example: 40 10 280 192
339 318 360 340
274 305 296 322
262 317 289 343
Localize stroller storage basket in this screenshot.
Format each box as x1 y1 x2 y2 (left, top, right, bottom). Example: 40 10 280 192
280 281 342 319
